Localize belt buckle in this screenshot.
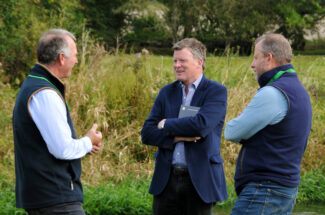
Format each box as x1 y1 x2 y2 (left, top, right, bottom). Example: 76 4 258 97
172 165 188 175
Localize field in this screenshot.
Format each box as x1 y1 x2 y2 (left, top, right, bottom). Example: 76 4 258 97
0 50 324 214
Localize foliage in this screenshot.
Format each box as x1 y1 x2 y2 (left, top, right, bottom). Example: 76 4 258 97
0 0 85 85
305 37 325 50
116 1 170 50
1 0 325 84
297 167 325 203
83 176 152 215
274 0 325 50
197 0 276 55
0 83 17 186
80 0 126 48
0 177 26 215
1 170 324 214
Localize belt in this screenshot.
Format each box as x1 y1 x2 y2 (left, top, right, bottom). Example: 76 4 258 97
171 165 189 176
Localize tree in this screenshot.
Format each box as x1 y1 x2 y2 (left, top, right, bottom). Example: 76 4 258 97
196 0 275 55
80 0 127 49
0 0 85 85
274 0 325 50
114 0 170 51
159 0 205 43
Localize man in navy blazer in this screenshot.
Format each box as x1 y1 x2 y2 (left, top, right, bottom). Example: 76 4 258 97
141 38 228 215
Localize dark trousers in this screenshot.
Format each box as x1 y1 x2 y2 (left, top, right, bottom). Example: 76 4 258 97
26 201 85 215
153 166 213 215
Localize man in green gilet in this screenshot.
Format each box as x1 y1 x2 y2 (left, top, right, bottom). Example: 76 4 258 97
13 29 103 214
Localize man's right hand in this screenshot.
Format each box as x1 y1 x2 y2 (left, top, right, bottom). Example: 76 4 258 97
86 124 103 154
174 136 201 143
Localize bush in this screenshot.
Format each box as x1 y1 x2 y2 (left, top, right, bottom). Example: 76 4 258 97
84 177 152 215
0 0 85 86
297 167 325 203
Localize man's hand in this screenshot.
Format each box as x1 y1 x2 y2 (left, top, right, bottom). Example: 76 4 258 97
174 136 201 143
86 124 103 154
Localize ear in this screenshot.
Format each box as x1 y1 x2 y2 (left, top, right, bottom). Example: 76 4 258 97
266 53 273 62
58 53 65 65
197 58 203 68
266 52 279 68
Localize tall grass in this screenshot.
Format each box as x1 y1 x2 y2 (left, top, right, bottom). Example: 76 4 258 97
0 37 324 213
65 49 325 184
1 51 323 185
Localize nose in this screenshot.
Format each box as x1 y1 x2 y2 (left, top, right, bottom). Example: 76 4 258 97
251 60 255 69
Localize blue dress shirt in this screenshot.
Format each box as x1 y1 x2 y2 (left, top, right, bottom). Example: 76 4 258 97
172 74 203 166
225 86 288 142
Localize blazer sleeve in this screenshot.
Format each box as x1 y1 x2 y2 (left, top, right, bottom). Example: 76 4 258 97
163 84 227 138
141 89 175 150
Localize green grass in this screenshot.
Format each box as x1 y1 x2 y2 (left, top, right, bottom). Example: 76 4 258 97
297 167 325 203
83 176 152 215
1 169 324 214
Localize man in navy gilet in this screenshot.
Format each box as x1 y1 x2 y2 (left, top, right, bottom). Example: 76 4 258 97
225 34 312 214
13 29 103 214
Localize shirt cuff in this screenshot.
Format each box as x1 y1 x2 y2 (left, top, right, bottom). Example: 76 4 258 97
82 136 93 153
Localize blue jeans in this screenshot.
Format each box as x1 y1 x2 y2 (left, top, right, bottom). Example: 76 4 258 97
231 182 298 215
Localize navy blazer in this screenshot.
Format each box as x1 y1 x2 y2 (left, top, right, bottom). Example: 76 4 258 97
141 74 228 203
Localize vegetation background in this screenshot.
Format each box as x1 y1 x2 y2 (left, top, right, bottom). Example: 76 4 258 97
0 0 324 214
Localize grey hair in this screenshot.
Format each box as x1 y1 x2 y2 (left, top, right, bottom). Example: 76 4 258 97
173 38 207 70
37 29 76 66
255 33 292 65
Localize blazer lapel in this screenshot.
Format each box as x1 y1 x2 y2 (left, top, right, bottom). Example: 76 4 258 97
170 81 183 117
191 74 207 106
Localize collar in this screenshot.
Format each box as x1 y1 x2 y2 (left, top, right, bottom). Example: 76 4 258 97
36 63 65 86
258 64 294 88
30 63 66 96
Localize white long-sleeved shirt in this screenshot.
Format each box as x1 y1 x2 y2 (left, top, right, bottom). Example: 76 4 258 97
28 89 92 160
224 86 288 143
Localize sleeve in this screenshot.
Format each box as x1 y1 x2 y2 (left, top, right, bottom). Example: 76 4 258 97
141 89 175 150
28 89 92 160
163 84 227 139
224 86 288 143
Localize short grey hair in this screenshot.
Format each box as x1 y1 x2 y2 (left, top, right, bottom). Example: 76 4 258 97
255 33 292 65
173 38 207 70
37 29 76 66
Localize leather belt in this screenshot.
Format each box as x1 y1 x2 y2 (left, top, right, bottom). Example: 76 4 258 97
172 165 189 176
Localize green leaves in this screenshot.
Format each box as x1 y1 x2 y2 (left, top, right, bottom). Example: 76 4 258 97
0 0 86 86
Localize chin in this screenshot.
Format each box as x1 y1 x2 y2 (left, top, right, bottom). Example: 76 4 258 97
176 78 185 83
175 74 183 80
